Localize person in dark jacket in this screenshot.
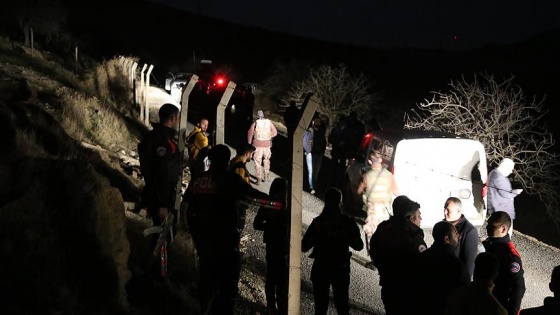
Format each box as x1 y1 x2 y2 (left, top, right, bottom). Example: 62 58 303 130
138 103 181 238
416 221 470 315
283 100 299 136
369 195 427 315
445 252 507 315
302 188 364 315
253 178 290 315
443 197 479 279
185 144 270 315
303 116 326 194
483 211 526 315
520 265 560 315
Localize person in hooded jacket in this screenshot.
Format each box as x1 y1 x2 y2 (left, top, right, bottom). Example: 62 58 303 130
302 188 363 315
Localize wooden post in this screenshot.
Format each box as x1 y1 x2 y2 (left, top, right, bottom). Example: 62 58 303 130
287 93 318 315
216 81 236 145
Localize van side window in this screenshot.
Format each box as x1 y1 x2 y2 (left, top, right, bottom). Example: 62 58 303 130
368 138 383 153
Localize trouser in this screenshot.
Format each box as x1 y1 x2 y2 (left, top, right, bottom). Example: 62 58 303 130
381 284 412 315
198 250 241 315
363 202 391 249
311 262 351 315
265 250 288 314
253 146 271 180
306 153 323 190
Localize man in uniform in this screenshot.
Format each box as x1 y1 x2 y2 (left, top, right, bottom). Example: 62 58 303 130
357 150 399 249
483 211 526 315
443 197 479 279
137 103 181 257
186 117 210 180
369 195 426 315
247 110 277 184
185 145 271 314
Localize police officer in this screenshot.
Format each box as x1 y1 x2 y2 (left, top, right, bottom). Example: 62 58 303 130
369 195 427 315
302 188 364 315
185 144 270 315
138 103 181 237
483 211 526 315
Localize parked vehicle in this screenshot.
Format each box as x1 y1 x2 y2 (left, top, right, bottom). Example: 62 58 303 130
343 129 487 228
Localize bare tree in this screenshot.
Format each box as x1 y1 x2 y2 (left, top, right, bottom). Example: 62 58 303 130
284 64 379 129
2 0 66 46
405 73 560 228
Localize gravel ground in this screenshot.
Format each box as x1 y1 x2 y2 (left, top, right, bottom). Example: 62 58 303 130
237 157 560 314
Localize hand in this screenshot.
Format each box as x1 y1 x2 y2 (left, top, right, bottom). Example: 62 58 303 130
513 188 523 195
159 207 169 219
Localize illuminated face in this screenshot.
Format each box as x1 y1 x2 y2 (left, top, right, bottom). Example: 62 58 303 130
410 209 422 227
199 119 209 132
444 201 462 221
449 226 461 248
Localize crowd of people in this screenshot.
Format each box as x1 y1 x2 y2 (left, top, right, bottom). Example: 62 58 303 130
136 103 558 315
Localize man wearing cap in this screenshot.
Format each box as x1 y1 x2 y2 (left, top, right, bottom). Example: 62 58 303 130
487 158 523 236
247 110 277 184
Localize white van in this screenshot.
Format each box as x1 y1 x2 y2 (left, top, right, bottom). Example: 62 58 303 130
343 130 487 228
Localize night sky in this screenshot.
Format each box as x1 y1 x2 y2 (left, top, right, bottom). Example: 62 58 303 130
149 0 560 48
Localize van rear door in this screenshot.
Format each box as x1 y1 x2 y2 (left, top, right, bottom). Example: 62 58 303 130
393 138 487 228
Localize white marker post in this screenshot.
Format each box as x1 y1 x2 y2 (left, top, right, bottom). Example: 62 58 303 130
216 81 236 145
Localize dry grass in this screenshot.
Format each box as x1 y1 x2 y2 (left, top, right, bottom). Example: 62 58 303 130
14 129 51 158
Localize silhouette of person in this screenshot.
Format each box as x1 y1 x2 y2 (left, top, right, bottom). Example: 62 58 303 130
283 100 299 136
328 114 348 188
483 211 526 315
416 221 470 315
520 265 560 314
185 145 270 315
443 197 479 279
253 178 290 315
303 116 326 194
445 252 508 315
369 195 427 315
302 188 364 315
344 111 365 159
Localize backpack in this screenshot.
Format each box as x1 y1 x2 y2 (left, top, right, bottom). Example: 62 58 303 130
254 119 272 141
